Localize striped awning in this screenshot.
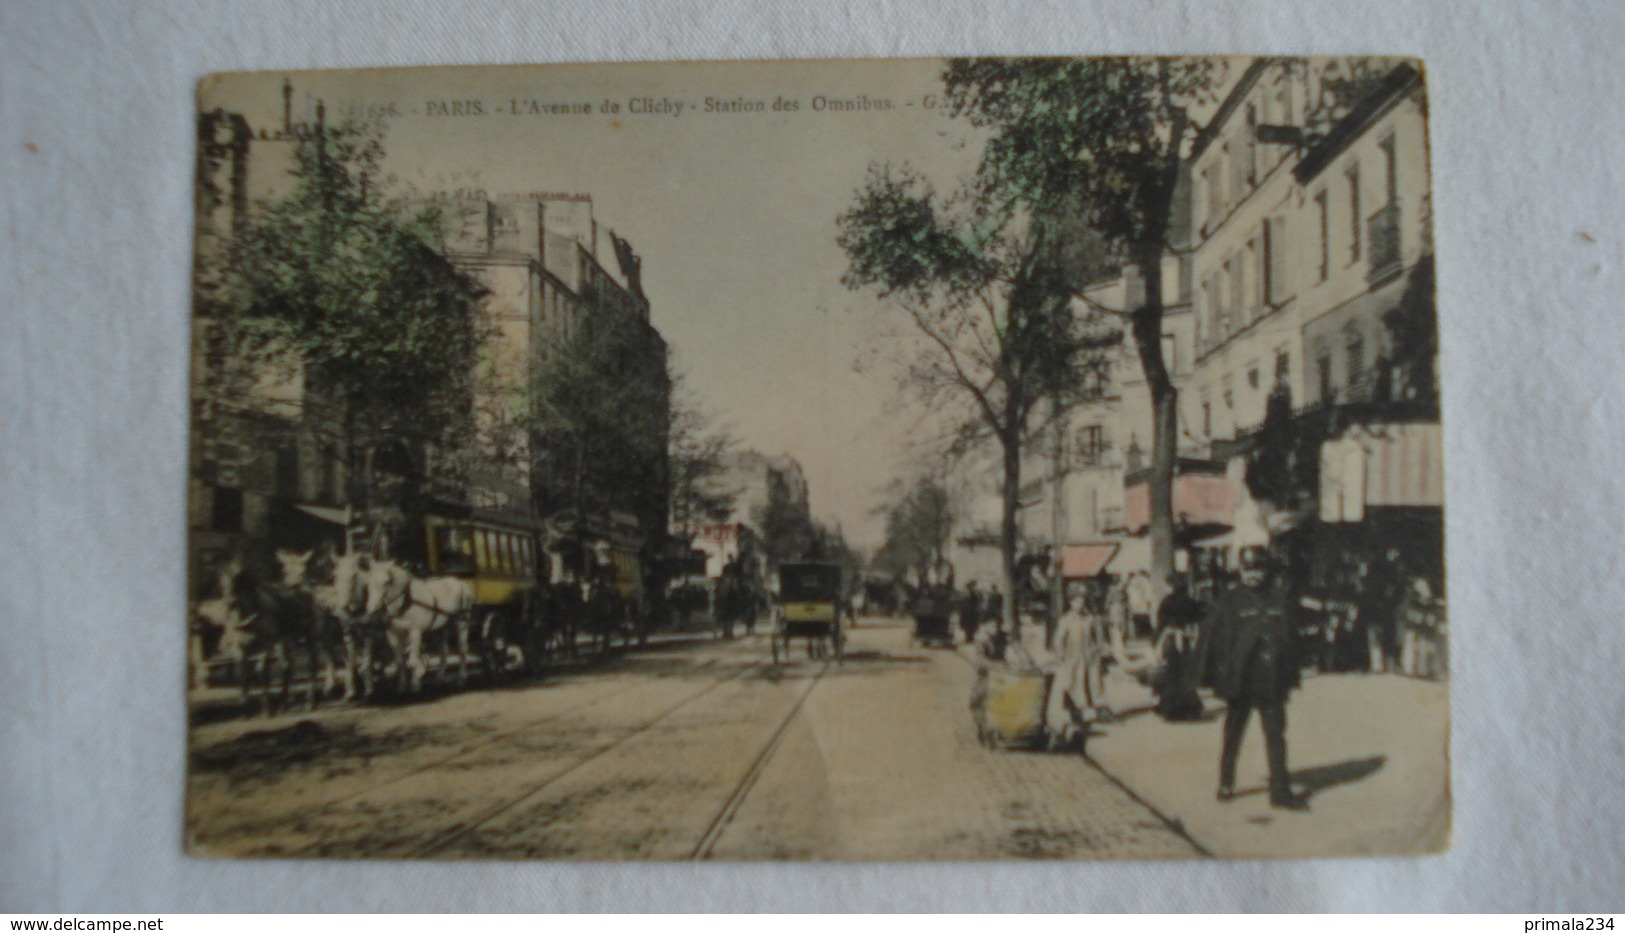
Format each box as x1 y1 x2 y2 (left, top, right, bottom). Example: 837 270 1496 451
1060 542 1119 579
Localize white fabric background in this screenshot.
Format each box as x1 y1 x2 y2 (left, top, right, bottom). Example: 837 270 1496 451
2 0 1621 912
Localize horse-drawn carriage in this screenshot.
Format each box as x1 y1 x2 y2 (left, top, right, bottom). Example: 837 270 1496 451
909 586 956 648
770 561 845 664
421 512 542 676
189 504 657 714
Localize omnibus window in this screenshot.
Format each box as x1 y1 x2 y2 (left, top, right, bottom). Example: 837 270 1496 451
433 526 475 576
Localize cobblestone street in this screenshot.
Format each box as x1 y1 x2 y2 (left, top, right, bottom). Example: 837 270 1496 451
187 618 1201 860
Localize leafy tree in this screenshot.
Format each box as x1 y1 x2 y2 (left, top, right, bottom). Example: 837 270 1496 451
210 111 487 540
837 162 1116 629
1246 383 1303 513
936 57 1225 600
811 522 865 597
753 470 818 569
1297 57 1409 139
872 473 957 587
1373 254 1439 417
528 309 671 559
667 376 738 532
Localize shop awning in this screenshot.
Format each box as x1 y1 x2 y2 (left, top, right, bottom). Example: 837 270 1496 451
1122 464 1235 536
1320 423 1443 522
295 503 350 525
1060 542 1119 579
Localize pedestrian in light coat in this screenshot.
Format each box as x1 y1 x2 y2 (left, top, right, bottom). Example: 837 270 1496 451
1105 581 1132 658
1046 593 1113 737
1127 571 1156 639
1195 549 1308 810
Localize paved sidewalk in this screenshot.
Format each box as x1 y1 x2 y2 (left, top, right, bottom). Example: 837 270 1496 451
1081 662 1451 858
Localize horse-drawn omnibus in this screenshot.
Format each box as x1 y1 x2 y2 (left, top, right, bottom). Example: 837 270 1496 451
419 510 543 675
771 560 845 664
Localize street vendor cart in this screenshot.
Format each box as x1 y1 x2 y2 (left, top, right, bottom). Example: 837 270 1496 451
970 663 1055 750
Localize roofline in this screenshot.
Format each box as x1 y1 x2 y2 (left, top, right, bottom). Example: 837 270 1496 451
1189 58 1276 161
1293 63 1424 184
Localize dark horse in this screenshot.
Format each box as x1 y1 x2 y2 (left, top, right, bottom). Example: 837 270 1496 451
223 550 345 715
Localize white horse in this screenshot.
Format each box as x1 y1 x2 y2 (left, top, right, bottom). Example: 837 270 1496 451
306 550 375 699
364 558 476 694
190 591 237 692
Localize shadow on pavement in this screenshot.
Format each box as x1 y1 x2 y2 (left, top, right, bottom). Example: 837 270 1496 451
1229 754 1387 801
190 719 461 783
1295 755 1387 798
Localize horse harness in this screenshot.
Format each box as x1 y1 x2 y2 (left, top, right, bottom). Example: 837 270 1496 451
380 573 463 622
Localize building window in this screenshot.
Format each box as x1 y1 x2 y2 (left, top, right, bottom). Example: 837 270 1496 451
1315 189 1330 282
1202 401 1212 437
1347 165 1362 263
1202 164 1218 229
1380 134 1399 205
1076 425 1107 467
274 442 298 499
1222 376 1234 410
1243 103 1258 186
1316 343 1334 403
1201 277 1216 347
1265 214 1291 305
1275 82 1292 127
1248 367 1260 390
1247 236 1263 320
1228 257 1244 333
209 487 243 532
1100 507 1122 533
1275 348 1291 385
1162 333 1178 375
1345 326 1367 396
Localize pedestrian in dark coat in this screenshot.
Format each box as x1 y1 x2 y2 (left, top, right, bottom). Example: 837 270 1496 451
959 581 983 644
1195 549 1308 809
1152 575 1206 721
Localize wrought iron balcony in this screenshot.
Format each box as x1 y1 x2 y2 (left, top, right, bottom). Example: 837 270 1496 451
1368 203 1402 284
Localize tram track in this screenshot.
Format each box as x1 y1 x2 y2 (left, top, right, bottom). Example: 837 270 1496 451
411 651 774 857
689 659 831 860
220 656 728 845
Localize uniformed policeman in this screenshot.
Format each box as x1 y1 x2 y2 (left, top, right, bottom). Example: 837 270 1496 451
1196 547 1309 810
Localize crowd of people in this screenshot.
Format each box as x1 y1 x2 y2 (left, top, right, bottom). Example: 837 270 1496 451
956 549 1446 811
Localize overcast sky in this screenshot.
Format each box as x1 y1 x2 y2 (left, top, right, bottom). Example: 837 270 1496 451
205 59 1013 550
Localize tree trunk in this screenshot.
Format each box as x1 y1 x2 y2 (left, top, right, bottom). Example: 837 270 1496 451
999 425 1021 641
1132 247 1178 604
1047 395 1065 649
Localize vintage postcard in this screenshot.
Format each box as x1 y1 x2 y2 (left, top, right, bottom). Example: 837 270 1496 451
186 56 1446 860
